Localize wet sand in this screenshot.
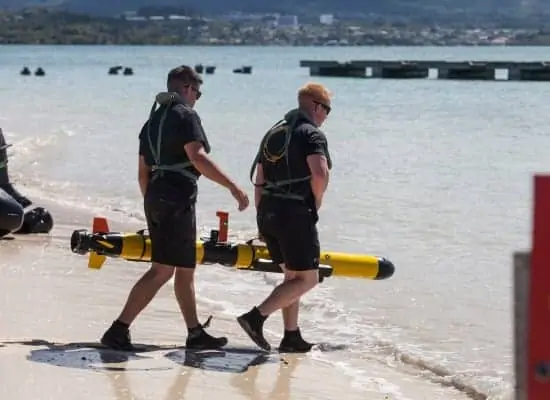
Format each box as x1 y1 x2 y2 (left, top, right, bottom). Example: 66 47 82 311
0 202 389 400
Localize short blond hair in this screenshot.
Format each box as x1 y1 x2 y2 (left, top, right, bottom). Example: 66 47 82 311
297 82 332 105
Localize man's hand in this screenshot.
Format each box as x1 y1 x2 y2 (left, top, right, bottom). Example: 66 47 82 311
315 197 322 210
230 185 249 211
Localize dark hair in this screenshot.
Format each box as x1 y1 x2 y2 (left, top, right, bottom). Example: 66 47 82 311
166 65 203 92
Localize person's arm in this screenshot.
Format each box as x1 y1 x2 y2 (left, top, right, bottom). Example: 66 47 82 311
184 141 237 190
138 155 150 197
254 162 265 209
137 123 150 197
307 154 329 209
304 130 331 210
180 111 238 191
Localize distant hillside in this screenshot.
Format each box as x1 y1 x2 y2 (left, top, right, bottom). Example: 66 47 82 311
0 0 544 18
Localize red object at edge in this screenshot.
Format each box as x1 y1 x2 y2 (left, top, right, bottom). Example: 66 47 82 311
527 174 550 399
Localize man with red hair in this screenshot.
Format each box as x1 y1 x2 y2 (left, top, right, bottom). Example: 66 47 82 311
238 82 333 353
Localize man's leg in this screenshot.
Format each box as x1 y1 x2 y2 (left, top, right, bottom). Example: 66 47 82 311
238 268 317 351
276 270 317 353
256 270 318 317
280 266 299 331
118 263 175 325
101 192 176 351
100 263 174 350
171 204 200 329
275 222 321 353
237 208 319 351
237 208 284 351
171 204 228 350
278 266 315 352
174 268 199 328
256 212 320 317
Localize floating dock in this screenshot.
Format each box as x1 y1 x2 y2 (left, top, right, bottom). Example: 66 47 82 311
300 60 550 81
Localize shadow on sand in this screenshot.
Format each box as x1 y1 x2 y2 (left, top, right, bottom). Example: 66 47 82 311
0 339 277 373
0 339 349 399
165 347 275 373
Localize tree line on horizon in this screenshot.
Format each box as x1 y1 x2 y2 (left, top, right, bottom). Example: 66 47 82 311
1 0 549 19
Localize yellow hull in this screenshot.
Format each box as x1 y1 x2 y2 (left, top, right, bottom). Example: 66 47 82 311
70 213 395 281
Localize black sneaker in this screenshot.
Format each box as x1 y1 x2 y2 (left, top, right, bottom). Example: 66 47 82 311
278 329 313 353
100 320 134 351
237 308 271 351
185 316 228 350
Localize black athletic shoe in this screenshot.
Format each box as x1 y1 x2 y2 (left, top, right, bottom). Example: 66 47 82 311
185 315 228 350
237 308 271 351
278 329 313 353
100 320 134 351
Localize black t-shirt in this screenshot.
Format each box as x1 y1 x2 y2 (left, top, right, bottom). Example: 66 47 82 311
258 109 332 207
138 100 210 201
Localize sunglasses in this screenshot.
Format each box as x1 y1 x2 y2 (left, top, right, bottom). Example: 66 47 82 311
185 84 202 100
314 101 331 115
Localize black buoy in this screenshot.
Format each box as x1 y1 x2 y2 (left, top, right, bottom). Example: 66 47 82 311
20 67 31 76
15 206 54 234
123 67 133 76
34 67 45 76
194 64 204 74
233 66 252 74
205 66 216 74
108 66 123 75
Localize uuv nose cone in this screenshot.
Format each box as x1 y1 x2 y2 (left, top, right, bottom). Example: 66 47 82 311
375 257 395 280
70 229 89 254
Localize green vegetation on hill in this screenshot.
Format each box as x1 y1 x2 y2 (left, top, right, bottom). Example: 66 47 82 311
3 0 550 19
1 8 550 46
0 9 210 44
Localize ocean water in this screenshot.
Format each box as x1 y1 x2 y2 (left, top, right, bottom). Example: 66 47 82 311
2 44 550 399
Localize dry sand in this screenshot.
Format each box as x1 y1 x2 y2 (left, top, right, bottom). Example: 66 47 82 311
0 201 393 400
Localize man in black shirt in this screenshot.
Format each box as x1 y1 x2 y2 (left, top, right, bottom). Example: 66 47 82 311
101 65 249 351
237 82 332 353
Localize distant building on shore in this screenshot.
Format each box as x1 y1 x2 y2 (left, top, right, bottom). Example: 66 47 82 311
120 9 192 21
320 14 334 25
275 15 298 29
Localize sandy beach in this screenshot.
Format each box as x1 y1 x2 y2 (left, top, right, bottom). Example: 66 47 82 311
0 201 391 400
0 199 483 400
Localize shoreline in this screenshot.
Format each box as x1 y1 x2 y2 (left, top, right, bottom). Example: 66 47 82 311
0 8 548 47
0 43 548 47
0 198 483 400
0 200 396 400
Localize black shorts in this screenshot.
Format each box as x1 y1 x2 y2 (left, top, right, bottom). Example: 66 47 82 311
144 181 196 268
257 200 320 271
